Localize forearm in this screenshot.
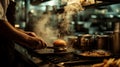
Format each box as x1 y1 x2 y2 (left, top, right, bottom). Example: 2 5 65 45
0 20 47 49
0 20 29 41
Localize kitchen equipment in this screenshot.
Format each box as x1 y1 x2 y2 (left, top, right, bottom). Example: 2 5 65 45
74 34 113 51
67 36 77 50
75 34 97 51
96 35 113 51
112 22 120 56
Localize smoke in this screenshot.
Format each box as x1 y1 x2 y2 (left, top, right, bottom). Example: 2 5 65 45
33 0 86 46
33 13 59 46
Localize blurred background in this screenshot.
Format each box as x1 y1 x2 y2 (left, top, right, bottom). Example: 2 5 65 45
13 0 120 66
14 0 120 34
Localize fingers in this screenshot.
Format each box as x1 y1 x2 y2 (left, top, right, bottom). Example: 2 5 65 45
14 31 47 50
36 40 47 49
25 32 47 49
26 32 38 37
30 37 47 49
14 35 47 50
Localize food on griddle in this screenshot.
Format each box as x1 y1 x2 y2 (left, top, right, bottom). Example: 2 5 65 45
80 50 111 57
53 39 67 52
92 58 120 67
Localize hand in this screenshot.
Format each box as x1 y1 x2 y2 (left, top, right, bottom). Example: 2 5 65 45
17 29 37 37
28 36 47 49
15 32 47 50
0 19 47 50
25 32 47 49
25 32 38 37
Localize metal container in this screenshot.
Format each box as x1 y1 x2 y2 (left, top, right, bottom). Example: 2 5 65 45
96 35 113 51
74 34 113 51
112 22 120 56
75 34 97 51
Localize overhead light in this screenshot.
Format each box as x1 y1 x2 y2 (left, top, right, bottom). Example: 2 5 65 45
115 9 119 13
109 14 114 18
91 15 97 18
117 15 120 18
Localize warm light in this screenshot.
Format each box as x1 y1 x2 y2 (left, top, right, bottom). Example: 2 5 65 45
101 9 107 14
14 24 20 28
30 9 35 13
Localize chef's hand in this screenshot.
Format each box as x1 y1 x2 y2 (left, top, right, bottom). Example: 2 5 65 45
15 31 47 50
26 35 47 49
0 19 47 50
26 32 47 49
17 29 37 37
25 32 38 37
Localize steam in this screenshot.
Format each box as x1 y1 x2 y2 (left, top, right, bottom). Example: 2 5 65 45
33 0 88 46
33 13 59 45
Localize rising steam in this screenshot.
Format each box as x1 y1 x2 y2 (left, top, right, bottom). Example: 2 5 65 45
33 0 95 46
33 13 59 45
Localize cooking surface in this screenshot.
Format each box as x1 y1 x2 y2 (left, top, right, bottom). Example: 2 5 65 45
35 47 74 54
30 48 113 66
26 47 120 67
43 53 103 65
